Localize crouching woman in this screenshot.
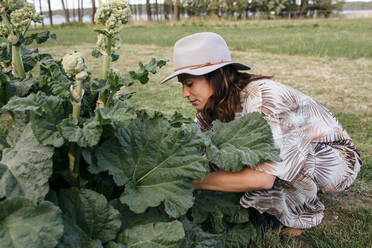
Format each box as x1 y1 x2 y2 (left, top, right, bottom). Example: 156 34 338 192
160 32 362 236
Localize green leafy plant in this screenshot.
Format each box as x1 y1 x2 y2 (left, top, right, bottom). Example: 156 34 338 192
0 1 281 247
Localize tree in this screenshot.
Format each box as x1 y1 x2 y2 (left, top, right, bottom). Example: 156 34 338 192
91 0 96 24
283 0 298 18
164 0 170 20
234 0 249 19
61 0 70 23
267 0 287 15
78 0 82 23
146 0 152 21
300 0 308 16
132 4 138 20
207 0 222 17
155 0 159 20
38 0 44 27
309 0 344 17
47 0 53 26
173 0 181 20
81 0 84 22
72 0 76 21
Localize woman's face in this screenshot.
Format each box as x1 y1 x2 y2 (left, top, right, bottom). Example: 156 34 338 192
180 75 213 111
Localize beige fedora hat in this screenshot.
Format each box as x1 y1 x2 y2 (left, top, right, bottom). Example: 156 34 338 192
160 32 251 84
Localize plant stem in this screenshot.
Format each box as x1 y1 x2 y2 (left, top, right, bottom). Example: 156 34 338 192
0 81 6 107
12 45 26 78
102 35 112 80
68 143 81 187
72 79 82 119
105 91 115 107
98 35 112 107
69 78 83 187
1 13 26 79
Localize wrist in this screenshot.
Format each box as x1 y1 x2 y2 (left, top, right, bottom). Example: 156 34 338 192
193 180 202 190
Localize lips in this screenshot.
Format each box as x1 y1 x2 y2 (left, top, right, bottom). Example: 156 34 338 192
189 100 197 105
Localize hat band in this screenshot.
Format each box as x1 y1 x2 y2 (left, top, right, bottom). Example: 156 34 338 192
174 60 230 72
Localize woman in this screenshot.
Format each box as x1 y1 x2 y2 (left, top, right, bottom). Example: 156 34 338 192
160 32 361 236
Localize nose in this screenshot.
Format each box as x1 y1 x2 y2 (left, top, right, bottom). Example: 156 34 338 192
182 84 190 99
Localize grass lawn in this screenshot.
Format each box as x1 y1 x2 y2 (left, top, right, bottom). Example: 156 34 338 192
34 18 372 247
37 18 372 59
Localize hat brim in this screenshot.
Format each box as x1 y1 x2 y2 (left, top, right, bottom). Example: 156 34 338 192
160 62 251 84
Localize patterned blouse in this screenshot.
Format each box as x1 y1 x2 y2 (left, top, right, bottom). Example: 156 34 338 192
197 79 362 229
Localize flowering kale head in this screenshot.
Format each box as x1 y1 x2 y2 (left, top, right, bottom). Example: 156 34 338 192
96 33 121 54
62 52 87 78
1 0 25 12
94 0 131 34
9 3 43 35
0 22 10 38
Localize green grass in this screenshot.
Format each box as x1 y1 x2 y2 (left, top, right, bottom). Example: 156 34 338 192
299 195 372 247
334 112 372 184
34 18 372 59
32 18 372 247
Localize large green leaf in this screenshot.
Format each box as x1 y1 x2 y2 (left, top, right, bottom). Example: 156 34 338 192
95 100 134 127
182 219 221 248
94 119 207 218
5 74 38 99
192 191 250 227
206 112 281 172
21 46 39 72
3 91 46 114
117 221 185 248
3 92 65 147
30 95 65 147
0 123 54 202
58 117 103 147
183 219 257 248
39 55 72 99
110 199 170 231
58 188 121 244
123 58 167 86
220 224 257 248
105 242 126 248
3 112 28 148
0 197 63 248
57 216 104 248
165 112 194 128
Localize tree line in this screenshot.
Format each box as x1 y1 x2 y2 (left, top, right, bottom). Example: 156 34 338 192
40 0 344 26
36 0 95 26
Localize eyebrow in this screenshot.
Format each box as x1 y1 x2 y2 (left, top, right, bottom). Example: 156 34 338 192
180 78 192 84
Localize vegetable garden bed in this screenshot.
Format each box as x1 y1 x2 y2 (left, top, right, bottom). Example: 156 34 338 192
0 1 285 247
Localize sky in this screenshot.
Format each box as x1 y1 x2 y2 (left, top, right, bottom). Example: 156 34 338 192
29 0 372 12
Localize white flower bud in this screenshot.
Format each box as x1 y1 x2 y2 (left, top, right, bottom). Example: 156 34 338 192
75 70 88 81
94 0 131 35
4 0 24 12
7 33 17 43
96 34 106 53
96 33 121 54
0 22 10 38
9 3 43 35
62 52 87 78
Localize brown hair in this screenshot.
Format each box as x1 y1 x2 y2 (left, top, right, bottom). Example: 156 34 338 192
180 65 271 131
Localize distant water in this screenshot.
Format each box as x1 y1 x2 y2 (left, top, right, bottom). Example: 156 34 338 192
340 9 372 14
41 16 92 25
40 9 372 25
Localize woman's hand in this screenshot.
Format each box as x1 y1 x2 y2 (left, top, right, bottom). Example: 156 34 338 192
193 163 276 192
